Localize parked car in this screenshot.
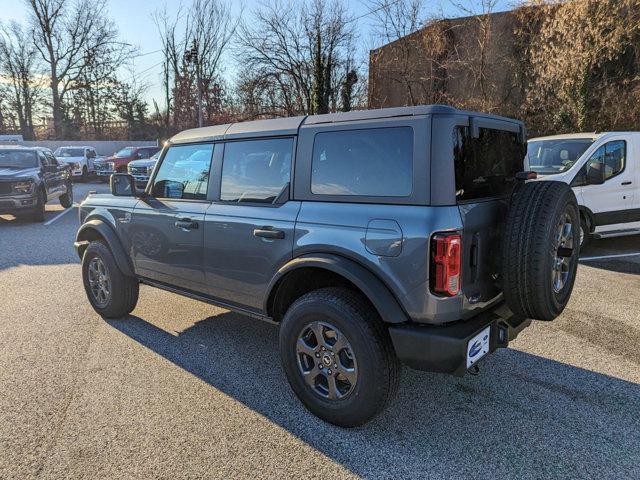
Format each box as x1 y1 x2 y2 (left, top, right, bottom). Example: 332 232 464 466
127 150 160 189
0 146 73 221
75 105 579 426
526 132 640 245
94 146 161 181
54 146 98 181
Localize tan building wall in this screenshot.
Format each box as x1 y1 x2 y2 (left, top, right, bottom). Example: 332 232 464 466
368 11 525 117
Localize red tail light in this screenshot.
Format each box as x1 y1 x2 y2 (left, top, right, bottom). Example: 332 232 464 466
431 233 462 296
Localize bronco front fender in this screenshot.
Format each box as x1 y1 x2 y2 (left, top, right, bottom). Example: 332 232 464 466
75 219 135 277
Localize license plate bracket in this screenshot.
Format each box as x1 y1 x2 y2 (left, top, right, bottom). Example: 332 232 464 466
466 326 490 368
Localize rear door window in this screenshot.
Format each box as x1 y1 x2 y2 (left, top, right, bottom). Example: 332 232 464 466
220 138 293 203
453 126 524 201
311 127 413 197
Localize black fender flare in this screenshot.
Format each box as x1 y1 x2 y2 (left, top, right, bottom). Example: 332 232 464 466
75 219 135 277
266 253 409 324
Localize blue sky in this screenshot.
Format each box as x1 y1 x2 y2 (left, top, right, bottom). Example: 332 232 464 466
3 0 512 106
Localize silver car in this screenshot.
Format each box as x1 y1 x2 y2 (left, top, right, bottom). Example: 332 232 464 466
127 151 160 189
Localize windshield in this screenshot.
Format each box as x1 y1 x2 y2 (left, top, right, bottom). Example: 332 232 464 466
0 150 39 169
54 147 85 157
527 139 594 174
114 148 135 158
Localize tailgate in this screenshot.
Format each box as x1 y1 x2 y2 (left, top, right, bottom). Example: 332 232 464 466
458 198 507 309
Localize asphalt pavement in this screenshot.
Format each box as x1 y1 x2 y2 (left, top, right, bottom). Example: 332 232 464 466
1 182 639 479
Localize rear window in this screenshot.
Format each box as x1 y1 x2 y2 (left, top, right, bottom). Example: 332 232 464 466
311 127 413 197
453 126 524 202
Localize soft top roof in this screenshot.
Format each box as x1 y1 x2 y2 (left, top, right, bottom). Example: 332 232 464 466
169 105 523 145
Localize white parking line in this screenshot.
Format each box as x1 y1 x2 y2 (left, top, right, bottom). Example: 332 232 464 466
43 204 77 226
580 252 640 261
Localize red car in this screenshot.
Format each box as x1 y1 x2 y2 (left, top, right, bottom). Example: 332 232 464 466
94 146 160 181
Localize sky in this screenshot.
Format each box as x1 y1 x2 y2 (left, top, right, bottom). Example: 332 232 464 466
3 0 512 106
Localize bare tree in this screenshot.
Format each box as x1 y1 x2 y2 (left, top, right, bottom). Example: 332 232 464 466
447 0 499 108
153 3 183 131
368 0 424 43
0 21 43 140
154 0 238 131
236 0 356 118
24 0 126 139
366 0 456 107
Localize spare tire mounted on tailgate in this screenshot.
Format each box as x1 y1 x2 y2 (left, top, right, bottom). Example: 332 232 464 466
501 181 580 321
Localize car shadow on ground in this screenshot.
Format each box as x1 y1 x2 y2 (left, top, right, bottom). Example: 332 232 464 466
108 312 640 478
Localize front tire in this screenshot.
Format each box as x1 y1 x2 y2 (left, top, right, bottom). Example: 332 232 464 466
279 287 400 427
82 240 139 318
59 182 73 208
30 188 46 222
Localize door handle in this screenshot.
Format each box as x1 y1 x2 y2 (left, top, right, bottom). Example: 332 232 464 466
621 181 632 186
175 218 199 230
253 227 285 239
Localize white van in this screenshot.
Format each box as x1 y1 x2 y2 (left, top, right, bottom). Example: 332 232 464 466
526 132 639 245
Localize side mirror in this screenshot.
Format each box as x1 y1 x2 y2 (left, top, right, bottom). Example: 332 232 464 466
43 164 57 173
111 174 138 197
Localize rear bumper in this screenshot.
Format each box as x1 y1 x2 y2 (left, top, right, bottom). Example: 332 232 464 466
389 303 531 376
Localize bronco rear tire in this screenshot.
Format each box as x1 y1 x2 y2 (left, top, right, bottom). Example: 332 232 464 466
82 240 139 318
279 287 400 427
502 181 580 321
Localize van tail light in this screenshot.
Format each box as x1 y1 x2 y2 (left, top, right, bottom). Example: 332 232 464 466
431 233 462 296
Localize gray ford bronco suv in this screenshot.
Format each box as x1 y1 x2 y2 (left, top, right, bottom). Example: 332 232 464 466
75 105 580 426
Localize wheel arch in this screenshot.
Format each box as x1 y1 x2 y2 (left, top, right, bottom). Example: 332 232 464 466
75 219 135 277
579 205 595 233
265 253 409 325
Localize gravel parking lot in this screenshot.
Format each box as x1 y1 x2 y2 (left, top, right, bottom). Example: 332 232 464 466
1 182 639 479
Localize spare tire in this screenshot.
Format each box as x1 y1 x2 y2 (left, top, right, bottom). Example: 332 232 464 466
501 181 580 321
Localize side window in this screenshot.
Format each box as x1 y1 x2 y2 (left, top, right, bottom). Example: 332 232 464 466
151 143 214 200
38 151 48 166
453 126 524 201
311 127 413 197
578 140 626 185
220 138 293 203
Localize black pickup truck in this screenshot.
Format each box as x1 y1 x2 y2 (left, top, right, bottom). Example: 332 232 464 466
0 146 73 222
